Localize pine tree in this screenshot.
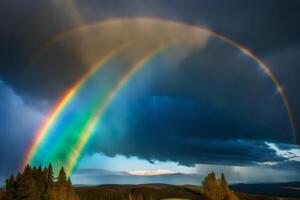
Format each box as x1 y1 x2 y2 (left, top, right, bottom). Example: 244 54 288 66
5 175 15 192
220 173 228 189
202 171 218 190
23 165 32 177
47 163 54 184
32 166 37 179
202 172 238 200
35 165 46 198
67 177 72 186
3 175 15 200
57 167 67 185
38 165 43 177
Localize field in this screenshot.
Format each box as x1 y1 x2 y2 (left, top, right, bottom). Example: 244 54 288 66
75 184 299 200
1 183 299 200
75 184 202 200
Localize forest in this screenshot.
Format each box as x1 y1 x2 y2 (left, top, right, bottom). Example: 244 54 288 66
2 164 78 200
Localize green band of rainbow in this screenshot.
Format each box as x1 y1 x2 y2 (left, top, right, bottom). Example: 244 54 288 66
65 44 172 174
22 39 135 169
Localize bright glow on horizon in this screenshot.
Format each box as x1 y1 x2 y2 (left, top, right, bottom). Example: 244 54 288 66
72 152 300 184
76 153 196 174
129 169 177 176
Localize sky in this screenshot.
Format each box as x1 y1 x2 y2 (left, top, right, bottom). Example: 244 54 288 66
0 0 300 184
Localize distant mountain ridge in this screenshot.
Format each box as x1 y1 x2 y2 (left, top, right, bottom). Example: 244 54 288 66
72 168 203 185
72 169 300 198
74 168 131 176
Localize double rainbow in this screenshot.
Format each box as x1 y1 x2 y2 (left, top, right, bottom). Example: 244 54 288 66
22 17 298 175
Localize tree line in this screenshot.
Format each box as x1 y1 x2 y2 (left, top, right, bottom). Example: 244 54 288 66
3 164 79 200
2 164 238 200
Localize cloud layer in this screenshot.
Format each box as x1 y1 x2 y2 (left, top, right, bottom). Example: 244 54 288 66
0 80 43 181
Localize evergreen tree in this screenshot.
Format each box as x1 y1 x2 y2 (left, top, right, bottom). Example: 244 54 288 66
32 166 37 179
3 175 15 200
57 167 67 185
202 172 238 200
37 165 43 178
47 163 54 185
23 165 32 177
67 177 72 186
5 175 15 192
35 165 46 199
220 172 228 189
202 171 218 190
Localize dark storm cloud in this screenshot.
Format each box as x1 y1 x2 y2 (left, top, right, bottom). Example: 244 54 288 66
0 80 43 181
87 93 298 167
1 0 300 102
111 40 292 142
83 34 300 167
76 0 300 54
266 47 300 143
196 162 300 183
0 0 85 102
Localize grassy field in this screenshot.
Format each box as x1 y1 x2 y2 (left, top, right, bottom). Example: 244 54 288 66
161 199 190 200
161 198 190 200
1 184 299 200
75 184 202 200
75 184 300 200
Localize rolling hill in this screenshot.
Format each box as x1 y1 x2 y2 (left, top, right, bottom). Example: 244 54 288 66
231 182 300 198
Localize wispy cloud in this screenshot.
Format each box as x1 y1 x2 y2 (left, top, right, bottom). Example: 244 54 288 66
265 142 300 162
